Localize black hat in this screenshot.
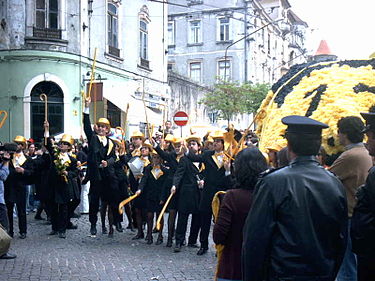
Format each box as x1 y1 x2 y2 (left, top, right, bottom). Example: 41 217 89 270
282 115 328 135
360 112 375 133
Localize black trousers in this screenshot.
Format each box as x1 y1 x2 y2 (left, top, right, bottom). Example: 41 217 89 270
6 198 27 235
358 256 375 281
199 211 212 249
0 203 9 232
51 202 68 232
175 212 200 246
88 180 104 226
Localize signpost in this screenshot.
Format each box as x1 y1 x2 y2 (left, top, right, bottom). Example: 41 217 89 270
173 111 188 136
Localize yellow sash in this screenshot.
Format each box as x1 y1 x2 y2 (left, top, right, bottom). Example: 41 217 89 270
151 166 164 180
12 152 26 167
212 152 225 169
141 157 150 167
107 139 114 156
132 148 141 157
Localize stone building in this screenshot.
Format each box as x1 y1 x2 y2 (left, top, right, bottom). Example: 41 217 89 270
0 0 168 141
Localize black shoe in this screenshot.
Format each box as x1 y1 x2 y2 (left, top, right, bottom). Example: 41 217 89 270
19 233 26 239
48 230 58 235
152 227 159 233
146 236 153 245
58 232 66 239
71 212 80 218
67 222 78 230
132 233 144 240
187 243 199 248
108 227 114 238
166 238 173 247
90 225 97 236
0 253 17 259
174 244 181 253
197 248 208 255
155 236 163 245
34 215 45 220
116 223 123 233
102 226 108 234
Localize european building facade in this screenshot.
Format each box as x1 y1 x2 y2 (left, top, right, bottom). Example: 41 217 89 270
0 0 169 141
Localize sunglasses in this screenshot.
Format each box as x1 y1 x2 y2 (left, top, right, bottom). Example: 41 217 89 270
61 142 71 146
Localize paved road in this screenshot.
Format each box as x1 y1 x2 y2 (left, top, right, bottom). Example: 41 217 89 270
0 213 216 281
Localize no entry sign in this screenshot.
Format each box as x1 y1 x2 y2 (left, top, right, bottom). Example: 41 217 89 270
173 111 189 126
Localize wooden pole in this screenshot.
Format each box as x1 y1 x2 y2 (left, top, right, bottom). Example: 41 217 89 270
141 78 152 139
39 93 48 145
156 193 174 230
87 48 98 121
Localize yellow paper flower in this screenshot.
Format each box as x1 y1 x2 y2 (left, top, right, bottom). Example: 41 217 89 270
257 59 375 155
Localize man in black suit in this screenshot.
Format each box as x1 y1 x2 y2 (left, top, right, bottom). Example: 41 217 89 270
171 135 203 252
4 136 34 239
83 98 117 235
186 131 232 255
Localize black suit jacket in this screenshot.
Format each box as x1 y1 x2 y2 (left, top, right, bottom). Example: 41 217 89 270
173 156 202 213
187 150 232 212
4 154 34 203
83 113 116 182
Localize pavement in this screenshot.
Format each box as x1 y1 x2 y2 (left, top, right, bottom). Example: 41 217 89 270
0 213 217 281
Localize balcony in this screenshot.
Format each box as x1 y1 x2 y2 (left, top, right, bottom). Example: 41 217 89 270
108 45 120 58
32 27 62 40
140 58 150 69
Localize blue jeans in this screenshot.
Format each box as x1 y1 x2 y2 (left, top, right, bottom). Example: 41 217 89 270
336 219 357 281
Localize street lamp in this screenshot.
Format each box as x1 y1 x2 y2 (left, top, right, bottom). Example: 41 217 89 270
223 18 284 83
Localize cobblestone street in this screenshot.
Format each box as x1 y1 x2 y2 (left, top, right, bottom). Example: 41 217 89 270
0 213 216 281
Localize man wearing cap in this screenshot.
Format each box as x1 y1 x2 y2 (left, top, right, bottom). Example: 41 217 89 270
44 122 79 239
329 116 372 281
171 135 203 252
186 131 233 255
242 115 348 281
4 136 34 239
351 107 375 281
83 98 117 236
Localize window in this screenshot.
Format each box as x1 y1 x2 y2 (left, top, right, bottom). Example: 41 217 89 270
168 21 175 46
187 0 203 5
267 34 271 55
218 18 230 41
35 0 58 29
140 20 148 61
189 62 201 82
30 81 64 141
189 20 201 44
218 60 231 81
107 3 118 49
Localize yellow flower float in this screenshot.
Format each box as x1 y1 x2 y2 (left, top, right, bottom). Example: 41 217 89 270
257 59 375 155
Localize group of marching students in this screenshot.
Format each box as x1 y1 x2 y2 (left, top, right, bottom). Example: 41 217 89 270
3 96 375 281
0 97 242 255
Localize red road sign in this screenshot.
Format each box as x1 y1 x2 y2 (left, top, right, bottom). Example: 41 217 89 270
173 111 189 126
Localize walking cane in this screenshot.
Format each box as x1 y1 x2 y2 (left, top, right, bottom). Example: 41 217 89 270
156 193 174 231
118 193 139 215
39 94 48 145
0 110 8 129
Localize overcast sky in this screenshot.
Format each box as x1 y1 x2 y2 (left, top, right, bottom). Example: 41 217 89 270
288 0 375 59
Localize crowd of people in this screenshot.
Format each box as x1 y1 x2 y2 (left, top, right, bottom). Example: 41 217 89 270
0 98 374 281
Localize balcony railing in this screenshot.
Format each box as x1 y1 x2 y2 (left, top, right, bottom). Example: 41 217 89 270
108 45 120 58
32 27 62 40
140 58 150 69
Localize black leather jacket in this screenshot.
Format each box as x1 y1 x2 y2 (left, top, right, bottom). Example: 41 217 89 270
242 156 348 281
351 166 375 257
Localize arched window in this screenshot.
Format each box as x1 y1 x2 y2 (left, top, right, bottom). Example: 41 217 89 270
30 81 64 141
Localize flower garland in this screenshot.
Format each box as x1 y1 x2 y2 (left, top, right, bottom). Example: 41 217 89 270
257 59 375 155
53 147 71 183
